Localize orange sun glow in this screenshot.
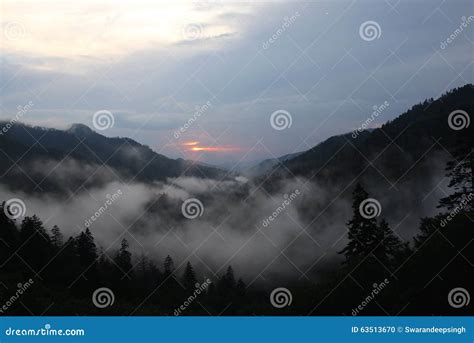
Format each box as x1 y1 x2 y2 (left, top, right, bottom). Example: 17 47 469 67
181 141 239 153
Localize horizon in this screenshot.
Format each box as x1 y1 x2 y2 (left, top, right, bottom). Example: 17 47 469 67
1 82 471 168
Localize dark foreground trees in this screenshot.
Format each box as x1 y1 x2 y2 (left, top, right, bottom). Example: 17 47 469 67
0 204 248 315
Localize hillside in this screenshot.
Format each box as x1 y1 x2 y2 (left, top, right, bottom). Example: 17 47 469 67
0 123 225 195
261 84 473 190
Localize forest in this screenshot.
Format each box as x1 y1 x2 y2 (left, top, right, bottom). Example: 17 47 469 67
0 127 472 315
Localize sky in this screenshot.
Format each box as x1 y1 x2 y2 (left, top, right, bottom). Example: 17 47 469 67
1 0 473 165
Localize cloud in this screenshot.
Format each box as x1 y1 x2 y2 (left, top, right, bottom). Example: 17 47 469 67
0 0 472 164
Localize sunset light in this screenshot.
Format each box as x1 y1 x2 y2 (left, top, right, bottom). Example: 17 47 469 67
190 146 240 152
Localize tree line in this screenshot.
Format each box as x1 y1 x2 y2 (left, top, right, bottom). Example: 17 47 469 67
0 209 247 315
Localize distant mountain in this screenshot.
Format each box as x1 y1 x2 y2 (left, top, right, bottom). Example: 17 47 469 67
1 85 472 196
242 151 304 177
0 123 225 195
261 84 473 190
215 152 304 175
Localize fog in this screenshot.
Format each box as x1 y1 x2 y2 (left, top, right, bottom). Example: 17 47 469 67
0 154 448 286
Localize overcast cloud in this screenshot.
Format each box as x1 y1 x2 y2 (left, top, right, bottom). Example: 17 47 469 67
1 0 472 164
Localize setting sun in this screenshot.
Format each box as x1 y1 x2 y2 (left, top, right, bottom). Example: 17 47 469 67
190 146 239 152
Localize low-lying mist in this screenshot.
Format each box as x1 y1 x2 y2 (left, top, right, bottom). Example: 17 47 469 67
0 155 448 287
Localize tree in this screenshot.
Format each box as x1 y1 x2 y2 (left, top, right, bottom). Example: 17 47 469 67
339 183 379 264
236 278 246 297
50 225 63 248
340 184 408 271
218 266 236 296
161 255 181 306
182 261 197 290
136 254 160 295
164 255 174 277
373 219 409 266
439 137 473 211
114 238 133 277
112 238 134 297
97 248 115 288
76 228 98 269
224 266 236 289
54 236 80 286
75 228 99 288
0 201 20 271
19 215 52 272
20 214 49 241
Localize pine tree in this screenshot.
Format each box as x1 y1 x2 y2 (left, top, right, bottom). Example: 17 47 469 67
76 228 98 268
218 265 236 296
162 255 180 305
164 255 174 276
56 236 80 286
224 266 236 289
111 238 133 298
339 183 379 264
136 254 160 294
137 254 149 284
147 259 161 282
75 228 99 287
115 238 133 277
97 247 115 287
374 219 409 266
19 215 52 272
0 201 20 271
439 137 473 211
339 184 407 268
182 261 197 290
236 278 246 297
51 225 63 248
20 215 50 241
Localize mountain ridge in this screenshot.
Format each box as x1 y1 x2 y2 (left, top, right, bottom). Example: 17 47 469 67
259 84 473 190
1 84 472 195
0 121 227 195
